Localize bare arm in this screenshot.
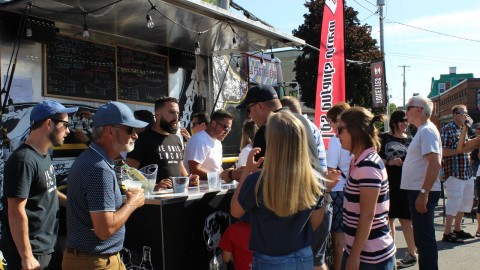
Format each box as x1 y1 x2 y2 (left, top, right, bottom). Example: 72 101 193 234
90 190 144 240
7 198 40 270
125 158 140 169
457 124 480 153
188 160 210 180
57 190 67 207
415 152 442 213
222 250 232 263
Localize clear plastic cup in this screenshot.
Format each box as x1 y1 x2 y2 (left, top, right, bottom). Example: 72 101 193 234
207 171 220 190
171 176 189 193
139 164 158 196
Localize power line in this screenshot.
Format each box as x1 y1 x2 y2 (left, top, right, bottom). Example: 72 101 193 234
352 0 377 14
386 20 480 43
361 0 378 8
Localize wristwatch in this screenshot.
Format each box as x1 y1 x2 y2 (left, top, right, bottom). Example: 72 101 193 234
420 188 429 195
228 170 233 181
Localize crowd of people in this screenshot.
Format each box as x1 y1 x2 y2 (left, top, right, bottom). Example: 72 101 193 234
0 85 477 270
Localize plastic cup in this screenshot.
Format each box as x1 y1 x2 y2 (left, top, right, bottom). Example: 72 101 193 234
171 176 189 193
123 180 142 192
139 164 158 196
207 171 220 190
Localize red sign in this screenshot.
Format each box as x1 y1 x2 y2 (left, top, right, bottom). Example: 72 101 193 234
314 0 346 147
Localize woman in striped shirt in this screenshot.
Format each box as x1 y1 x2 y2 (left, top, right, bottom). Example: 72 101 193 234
336 107 396 270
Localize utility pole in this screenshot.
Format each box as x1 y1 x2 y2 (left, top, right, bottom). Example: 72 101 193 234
377 0 388 131
399 65 411 109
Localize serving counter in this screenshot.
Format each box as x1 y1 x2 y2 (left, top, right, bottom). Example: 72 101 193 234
121 182 236 270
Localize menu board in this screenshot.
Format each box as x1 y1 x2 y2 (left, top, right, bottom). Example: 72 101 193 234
117 46 168 104
44 35 116 101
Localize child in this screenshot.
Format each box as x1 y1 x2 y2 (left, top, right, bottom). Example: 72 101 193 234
219 220 253 270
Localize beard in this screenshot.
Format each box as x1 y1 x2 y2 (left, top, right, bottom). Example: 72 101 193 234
49 129 64 147
159 118 178 134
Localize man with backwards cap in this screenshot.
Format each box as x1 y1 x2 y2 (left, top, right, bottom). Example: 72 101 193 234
1 100 78 270
62 101 146 270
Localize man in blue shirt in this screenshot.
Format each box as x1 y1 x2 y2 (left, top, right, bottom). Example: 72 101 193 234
63 101 147 270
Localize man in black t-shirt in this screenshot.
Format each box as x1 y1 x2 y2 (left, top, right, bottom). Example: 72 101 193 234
1 100 78 270
126 96 199 189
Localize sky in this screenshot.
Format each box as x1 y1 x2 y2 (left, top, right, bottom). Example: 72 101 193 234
232 0 480 108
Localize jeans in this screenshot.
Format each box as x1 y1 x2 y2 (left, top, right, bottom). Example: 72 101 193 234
252 246 313 270
340 251 395 270
407 190 440 270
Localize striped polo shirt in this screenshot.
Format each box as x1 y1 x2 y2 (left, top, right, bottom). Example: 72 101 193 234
343 148 395 264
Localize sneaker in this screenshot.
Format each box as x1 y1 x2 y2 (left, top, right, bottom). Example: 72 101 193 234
442 232 464 243
397 252 417 268
454 230 474 239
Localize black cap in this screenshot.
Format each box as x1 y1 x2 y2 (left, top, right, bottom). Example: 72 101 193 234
236 84 278 109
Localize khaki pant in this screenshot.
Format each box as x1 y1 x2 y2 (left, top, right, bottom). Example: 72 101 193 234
62 249 126 270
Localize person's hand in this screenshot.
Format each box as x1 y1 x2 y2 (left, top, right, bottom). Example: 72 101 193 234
73 130 90 144
415 193 428 214
155 178 172 190
345 254 360 270
22 254 41 270
323 169 341 190
245 148 264 174
181 128 191 141
189 174 199 186
78 110 94 120
220 168 234 182
388 158 403 167
126 189 145 209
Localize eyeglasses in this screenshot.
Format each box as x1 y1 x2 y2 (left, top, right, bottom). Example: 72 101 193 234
400 118 408 123
407 106 423 111
114 125 136 135
214 120 231 132
50 118 69 129
246 102 258 114
337 125 348 135
455 112 467 116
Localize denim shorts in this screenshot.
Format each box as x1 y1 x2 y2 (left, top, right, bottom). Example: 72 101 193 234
340 251 395 270
252 246 313 270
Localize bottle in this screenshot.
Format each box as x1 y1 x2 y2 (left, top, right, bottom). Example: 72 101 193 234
139 246 153 270
114 160 127 195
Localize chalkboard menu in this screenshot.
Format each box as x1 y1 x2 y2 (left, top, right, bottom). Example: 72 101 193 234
45 35 116 101
117 46 168 104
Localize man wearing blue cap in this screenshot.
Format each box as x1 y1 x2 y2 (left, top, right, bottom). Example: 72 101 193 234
63 101 147 270
1 100 78 270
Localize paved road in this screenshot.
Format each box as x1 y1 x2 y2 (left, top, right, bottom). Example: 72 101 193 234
393 200 480 269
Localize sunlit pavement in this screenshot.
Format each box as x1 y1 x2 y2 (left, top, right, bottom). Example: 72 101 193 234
393 200 480 269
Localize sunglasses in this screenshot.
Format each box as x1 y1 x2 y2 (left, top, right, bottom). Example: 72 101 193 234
246 102 258 114
214 120 231 132
114 125 135 135
455 112 467 115
407 106 423 111
337 125 348 134
50 118 69 129
399 118 408 123
191 122 202 127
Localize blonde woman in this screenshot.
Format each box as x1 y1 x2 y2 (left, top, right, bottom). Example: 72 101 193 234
236 120 258 167
336 107 395 270
230 111 339 270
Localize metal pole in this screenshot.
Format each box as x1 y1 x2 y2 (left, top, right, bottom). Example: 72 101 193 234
399 65 411 109
377 0 388 131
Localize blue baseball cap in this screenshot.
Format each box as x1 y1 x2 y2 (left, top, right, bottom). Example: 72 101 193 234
30 100 78 124
93 101 148 128
236 84 278 109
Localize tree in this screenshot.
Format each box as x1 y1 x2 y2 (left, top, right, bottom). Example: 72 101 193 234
293 0 383 109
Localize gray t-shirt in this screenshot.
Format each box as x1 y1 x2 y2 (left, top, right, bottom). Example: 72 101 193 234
66 142 124 254
401 121 442 191
1 144 59 255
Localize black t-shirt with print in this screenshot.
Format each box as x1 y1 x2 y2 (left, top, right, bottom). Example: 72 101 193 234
127 129 183 182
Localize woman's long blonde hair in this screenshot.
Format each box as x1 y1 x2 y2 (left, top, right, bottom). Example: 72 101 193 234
256 111 322 217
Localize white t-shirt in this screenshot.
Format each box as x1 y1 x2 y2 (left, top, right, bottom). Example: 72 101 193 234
401 121 442 191
236 144 252 167
183 130 223 174
326 136 353 192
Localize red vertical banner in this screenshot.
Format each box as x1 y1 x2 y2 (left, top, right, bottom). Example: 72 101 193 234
314 0 346 147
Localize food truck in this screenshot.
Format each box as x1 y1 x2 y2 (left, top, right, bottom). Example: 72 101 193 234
0 0 306 269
